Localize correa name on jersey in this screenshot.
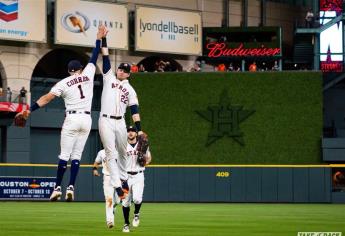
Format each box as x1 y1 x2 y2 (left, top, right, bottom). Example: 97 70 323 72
66 76 90 87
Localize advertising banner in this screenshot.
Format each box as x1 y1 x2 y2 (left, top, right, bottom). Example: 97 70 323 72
55 0 128 49
135 6 202 55
203 27 282 59
0 176 56 200
319 0 343 72
0 0 46 42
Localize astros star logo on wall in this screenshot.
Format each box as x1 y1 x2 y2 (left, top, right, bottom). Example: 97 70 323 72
196 89 255 146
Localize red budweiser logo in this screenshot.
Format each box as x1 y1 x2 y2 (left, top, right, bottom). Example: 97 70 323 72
206 43 281 57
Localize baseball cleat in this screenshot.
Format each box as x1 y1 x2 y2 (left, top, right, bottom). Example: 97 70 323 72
106 221 114 229
65 185 74 202
122 224 130 233
50 186 62 201
132 214 140 227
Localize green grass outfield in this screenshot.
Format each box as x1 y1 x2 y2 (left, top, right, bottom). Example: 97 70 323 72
0 202 344 236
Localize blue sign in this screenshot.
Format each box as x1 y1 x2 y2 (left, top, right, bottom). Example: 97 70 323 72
0 176 56 200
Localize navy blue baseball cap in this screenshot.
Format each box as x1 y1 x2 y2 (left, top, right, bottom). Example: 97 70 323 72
68 60 83 72
118 63 131 74
127 126 137 132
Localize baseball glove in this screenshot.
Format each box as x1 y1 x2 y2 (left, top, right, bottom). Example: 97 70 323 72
137 132 149 167
14 111 30 127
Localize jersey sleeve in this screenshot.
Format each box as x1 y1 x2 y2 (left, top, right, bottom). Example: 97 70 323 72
50 81 64 97
103 69 114 80
82 63 96 80
128 86 139 106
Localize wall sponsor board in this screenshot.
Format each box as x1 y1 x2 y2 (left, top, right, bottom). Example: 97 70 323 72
135 6 202 55
203 27 282 59
319 16 343 71
55 0 128 49
0 0 46 42
0 177 55 200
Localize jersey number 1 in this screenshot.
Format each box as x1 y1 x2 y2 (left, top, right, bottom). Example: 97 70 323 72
77 85 85 99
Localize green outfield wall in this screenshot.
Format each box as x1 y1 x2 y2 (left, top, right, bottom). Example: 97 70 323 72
130 71 322 164
2 72 322 165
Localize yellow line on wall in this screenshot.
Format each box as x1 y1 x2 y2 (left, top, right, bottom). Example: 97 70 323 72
1 163 345 168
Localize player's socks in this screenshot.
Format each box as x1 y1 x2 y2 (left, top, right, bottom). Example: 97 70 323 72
69 159 80 186
134 203 142 214
55 159 67 187
122 206 130 225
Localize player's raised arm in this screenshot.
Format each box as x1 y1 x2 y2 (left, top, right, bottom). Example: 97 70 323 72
88 25 104 66
101 27 111 74
14 90 56 125
35 92 56 108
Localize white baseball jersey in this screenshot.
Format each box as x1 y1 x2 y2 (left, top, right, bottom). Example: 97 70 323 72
121 142 150 207
51 63 96 111
95 149 111 176
100 69 138 116
99 69 139 188
126 143 150 172
51 63 96 162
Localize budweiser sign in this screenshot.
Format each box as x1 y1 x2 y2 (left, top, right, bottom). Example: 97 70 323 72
206 43 281 57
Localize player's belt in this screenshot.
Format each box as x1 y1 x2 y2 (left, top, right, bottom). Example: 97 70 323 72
66 111 91 114
127 171 144 175
102 114 123 120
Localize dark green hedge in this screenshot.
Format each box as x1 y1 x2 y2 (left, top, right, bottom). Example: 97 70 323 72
130 71 322 164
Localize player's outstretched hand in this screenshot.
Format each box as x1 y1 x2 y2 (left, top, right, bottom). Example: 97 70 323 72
103 26 109 38
97 25 104 39
97 24 108 39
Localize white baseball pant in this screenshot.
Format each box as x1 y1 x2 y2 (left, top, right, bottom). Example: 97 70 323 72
99 116 128 188
122 172 145 207
103 175 120 224
59 114 92 161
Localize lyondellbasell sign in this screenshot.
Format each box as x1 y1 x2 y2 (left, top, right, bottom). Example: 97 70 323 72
135 5 202 55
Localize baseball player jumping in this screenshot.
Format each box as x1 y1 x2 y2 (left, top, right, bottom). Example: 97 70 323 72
98 28 145 200
16 25 106 202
